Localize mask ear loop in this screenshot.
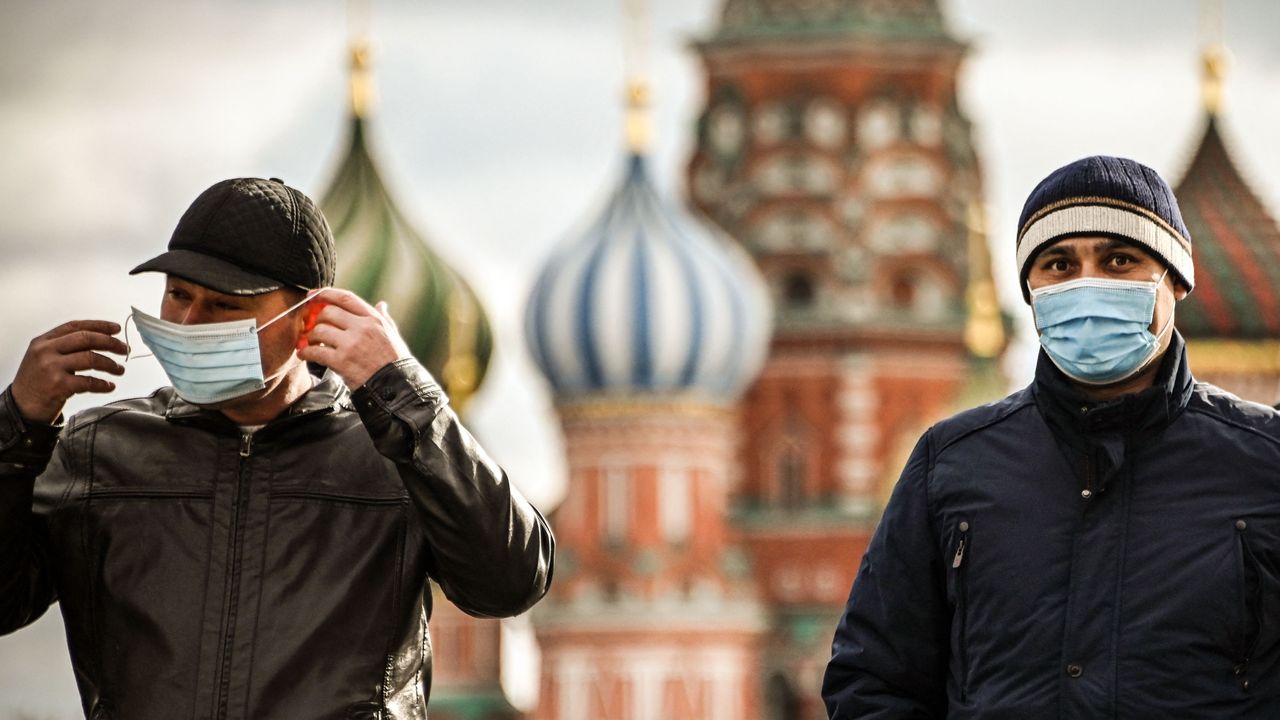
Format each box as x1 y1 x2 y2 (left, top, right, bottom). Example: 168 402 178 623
1152 268 1177 341
255 290 324 334
122 314 153 362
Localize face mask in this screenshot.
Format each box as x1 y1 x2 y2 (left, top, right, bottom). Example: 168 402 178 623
1030 270 1174 386
127 293 313 405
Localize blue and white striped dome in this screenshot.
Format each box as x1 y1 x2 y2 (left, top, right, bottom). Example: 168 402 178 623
526 154 771 402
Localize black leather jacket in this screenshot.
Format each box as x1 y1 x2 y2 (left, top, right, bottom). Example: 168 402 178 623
0 359 554 719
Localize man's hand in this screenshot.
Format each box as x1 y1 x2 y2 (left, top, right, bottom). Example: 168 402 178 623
12 320 128 424
296 289 412 389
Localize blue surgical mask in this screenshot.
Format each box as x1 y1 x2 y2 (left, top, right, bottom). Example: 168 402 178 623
1030 271 1174 386
128 294 312 405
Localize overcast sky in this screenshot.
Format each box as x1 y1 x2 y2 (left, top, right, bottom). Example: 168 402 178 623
3 0 1280 714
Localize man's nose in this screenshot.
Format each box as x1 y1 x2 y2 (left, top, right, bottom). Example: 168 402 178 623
180 304 209 325
1078 261 1107 279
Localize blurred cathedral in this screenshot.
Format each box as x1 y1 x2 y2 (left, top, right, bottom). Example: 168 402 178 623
527 0 1003 718
316 0 1280 719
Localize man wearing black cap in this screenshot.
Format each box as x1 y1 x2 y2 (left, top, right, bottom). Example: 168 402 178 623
0 178 554 718
823 156 1280 718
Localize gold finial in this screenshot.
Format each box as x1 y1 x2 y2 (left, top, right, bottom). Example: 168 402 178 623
1200 0 1227 115
625 80 652 153
963 202 1006 359
443 290 481 413
349 39 374 118
622 0 652 154
347 0 374 118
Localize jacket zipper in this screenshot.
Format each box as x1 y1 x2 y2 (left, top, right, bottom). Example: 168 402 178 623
1081 452 1095 501
1235 519 1261 692
953 520 971 701
215 432 254 718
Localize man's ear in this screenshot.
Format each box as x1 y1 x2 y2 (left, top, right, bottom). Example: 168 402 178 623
1173 283 1189 302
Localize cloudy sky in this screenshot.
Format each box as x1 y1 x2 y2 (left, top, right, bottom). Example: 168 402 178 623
2 0 1279 714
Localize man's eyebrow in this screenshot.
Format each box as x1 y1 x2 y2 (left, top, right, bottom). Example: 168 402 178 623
1096 237 1136 252
1039 243 1077 259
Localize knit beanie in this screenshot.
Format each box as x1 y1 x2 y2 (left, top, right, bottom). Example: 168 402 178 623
1016 155 1193 302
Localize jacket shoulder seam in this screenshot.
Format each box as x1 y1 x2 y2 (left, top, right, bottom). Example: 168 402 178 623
1184 403 1280 448
65 391 167 436
931 393 1037 458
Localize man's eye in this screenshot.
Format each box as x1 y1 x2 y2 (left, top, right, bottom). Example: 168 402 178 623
215 302 241 311
1047 260 1069 272
1112 255 1132 267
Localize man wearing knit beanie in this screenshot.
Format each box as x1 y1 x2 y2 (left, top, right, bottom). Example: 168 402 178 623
825 156 1280 718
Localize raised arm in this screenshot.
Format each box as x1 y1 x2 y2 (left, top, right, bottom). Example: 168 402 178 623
298 289 554 618
0 320 127 632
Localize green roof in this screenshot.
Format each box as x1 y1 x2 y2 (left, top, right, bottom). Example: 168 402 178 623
320 117 493 411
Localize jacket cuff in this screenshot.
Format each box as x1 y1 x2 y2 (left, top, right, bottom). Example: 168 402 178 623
351 359 450 461
0 385 61 471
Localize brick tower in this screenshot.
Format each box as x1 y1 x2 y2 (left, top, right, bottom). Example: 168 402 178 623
686 2 1004 716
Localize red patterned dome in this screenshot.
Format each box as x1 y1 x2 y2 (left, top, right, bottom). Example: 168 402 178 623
1174 115 1280 339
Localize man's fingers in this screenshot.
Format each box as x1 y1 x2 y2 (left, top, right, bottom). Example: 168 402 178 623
48 329 129 357
314 304 361 332
62 351 126 376
296 343 337 368
311 288 378 318
305 324 345 349
42 320 122 342
67 374 117 395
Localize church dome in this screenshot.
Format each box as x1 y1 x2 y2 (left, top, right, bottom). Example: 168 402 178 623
1174 117 1280 339
525 153 770 402
320 45 492 410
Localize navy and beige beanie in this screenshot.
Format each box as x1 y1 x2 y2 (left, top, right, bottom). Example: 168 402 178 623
1016 155 1194 302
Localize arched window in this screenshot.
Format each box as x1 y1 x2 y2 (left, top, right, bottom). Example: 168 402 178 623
600 466 629 545
765 672 800 720
783 272 815 308
778 448 806 510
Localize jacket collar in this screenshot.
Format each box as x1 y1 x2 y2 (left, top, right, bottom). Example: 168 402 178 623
1033 330 1194 448
164 364 346 428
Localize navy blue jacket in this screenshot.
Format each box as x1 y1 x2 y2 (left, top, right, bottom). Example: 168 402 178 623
823 334 1280 718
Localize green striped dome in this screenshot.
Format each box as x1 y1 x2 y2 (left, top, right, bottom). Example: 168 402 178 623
320 116 493 411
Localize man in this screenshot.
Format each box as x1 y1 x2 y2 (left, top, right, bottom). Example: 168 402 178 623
0 178 554 718
823 156 1280 718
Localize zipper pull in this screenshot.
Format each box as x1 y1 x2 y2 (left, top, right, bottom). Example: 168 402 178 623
952 521 969 569
239 432 254 458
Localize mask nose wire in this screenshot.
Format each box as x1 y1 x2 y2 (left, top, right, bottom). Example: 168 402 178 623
122 313 153 362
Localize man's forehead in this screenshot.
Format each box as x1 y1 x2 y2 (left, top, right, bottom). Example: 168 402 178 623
1039 236 1157 260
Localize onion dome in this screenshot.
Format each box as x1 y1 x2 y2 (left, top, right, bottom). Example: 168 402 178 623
320 43 492 410
525 152 771 402
712 0 955 43
1173 67 1280 339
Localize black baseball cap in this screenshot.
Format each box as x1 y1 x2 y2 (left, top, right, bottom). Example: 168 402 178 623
131 177 336 295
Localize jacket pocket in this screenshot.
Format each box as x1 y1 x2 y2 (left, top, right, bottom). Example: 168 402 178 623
950 519 972 701
1234 518 1262 691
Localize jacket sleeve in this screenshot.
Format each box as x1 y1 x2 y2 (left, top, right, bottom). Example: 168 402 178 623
822 431 949 719
351 359 554 619
0 385 61 634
